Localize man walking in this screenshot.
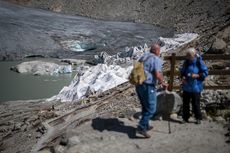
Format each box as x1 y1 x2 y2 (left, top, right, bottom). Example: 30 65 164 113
136 43 168 138
180 48 208 124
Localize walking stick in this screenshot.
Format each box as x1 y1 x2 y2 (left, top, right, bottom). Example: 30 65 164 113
163 88 171 134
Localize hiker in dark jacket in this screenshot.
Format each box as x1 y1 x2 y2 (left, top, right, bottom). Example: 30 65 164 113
180 48 208 124
136 44 168 138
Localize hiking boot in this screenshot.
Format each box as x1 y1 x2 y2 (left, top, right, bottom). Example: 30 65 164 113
195 119 201 124
147 125 154 131
136 129 151 138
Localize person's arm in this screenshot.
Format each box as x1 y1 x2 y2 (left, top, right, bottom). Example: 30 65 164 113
198 59 208 79
192 59 208 79
154 58 168 88
155 71 168 87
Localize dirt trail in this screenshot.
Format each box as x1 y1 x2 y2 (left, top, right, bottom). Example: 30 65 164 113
61 118 229 153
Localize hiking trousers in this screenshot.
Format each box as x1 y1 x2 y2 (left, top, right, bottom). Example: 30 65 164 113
136 83 157 131
182 91 202 121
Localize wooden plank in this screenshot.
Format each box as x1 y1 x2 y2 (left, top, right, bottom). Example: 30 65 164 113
164 54 230 61
163 70 230 76
173 85 230 90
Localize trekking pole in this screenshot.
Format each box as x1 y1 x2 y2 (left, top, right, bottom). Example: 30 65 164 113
164 88 171 134
167 90 171 134
168 117 171 134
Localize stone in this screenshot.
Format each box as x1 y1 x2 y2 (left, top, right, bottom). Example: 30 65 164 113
156 91 182 119
208 38 227 54
170 113 178 120
68 136 81 146
109 136 116 141
54 145 66 153
207 116 213 122
213 116 226 124
13 122 21 131
201 110 208 120
218 26 230 42
21 124 27 132
49 2 63 12
66 144 90 153
60 135 68 146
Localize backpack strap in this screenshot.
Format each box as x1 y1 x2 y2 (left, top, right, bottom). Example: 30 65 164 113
139 54 155 63
196 56 201 72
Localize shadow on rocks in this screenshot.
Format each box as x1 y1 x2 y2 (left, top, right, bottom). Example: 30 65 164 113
133 112 182 124
91 117 136 139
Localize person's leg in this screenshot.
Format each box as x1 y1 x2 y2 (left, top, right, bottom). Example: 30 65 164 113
137 84 156 136
144 85 156 130
136 84 148 130
191 92 202 123
182 91 191 122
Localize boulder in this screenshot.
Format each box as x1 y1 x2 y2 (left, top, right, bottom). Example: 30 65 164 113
218 26 230 43
155 91 182 119
208 38 227 54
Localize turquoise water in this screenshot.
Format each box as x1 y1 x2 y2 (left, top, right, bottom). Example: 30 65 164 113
0 61 75 102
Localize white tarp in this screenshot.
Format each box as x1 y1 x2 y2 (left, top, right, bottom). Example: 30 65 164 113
48 33 198 102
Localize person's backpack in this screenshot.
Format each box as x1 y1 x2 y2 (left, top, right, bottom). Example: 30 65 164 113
129 55 154 85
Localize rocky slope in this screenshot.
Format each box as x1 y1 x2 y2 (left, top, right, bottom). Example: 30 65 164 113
0 1 230 153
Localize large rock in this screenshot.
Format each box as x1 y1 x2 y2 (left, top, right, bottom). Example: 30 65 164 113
208 38 227 54
11 61 72 76
156 91 182 118
218 26 230 43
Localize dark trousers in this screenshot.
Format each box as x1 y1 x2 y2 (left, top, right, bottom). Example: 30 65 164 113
182 91 202 121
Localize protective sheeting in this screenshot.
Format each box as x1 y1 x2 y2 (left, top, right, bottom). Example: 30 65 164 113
48 33 198 102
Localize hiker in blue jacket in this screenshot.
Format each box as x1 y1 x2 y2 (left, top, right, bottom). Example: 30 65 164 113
136 44 168 138
180 48 208 124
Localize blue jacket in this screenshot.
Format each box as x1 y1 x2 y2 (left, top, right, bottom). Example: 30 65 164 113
180 57 208 93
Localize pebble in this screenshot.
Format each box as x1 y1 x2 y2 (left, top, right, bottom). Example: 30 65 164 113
207 116 213 122
60 135 68 146
13 123 21 131
67 144 90 153
170 113 178 120
68 136 81 146
201 110 208 120
213 116 226 124
54 145 66 153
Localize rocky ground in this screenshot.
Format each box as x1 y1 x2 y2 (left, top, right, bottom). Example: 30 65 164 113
0 0 230 153
0 82 229 153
